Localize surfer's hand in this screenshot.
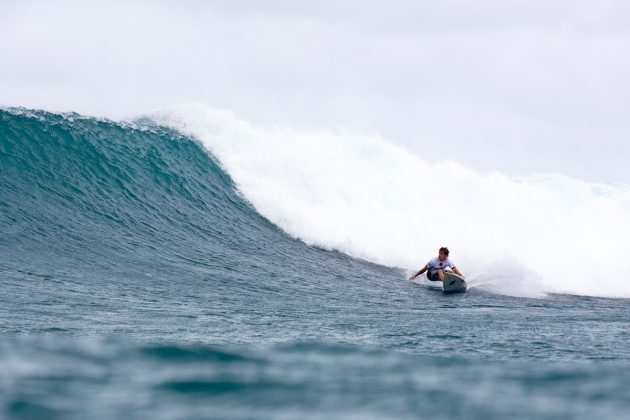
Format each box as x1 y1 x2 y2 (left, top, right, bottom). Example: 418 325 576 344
408 275 416 281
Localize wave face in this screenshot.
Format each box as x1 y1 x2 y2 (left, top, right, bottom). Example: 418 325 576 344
0 107 403 344
152 104 630 298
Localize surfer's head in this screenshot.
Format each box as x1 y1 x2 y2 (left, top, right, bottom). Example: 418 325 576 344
438 247 449 260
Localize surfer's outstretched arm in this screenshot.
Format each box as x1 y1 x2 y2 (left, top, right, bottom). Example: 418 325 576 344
408 266 427 280
452 267 464 278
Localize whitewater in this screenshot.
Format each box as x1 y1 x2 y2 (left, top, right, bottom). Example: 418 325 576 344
152 103 630 299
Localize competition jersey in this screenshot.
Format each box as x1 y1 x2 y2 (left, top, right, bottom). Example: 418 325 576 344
426 256 455 274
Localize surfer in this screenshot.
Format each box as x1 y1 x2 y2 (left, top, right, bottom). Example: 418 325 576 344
408 247 464 282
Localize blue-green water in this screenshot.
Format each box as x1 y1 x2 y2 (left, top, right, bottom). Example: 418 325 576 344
1 108 629 419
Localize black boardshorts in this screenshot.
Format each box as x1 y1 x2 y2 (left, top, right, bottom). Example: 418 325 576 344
426 270 440 281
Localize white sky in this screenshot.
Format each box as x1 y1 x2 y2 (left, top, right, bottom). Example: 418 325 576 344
2 0 629 182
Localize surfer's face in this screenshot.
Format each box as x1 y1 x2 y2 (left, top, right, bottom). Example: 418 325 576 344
438 251 446 261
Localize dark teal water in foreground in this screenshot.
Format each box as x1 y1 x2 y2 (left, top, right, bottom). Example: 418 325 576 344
1 109 629 419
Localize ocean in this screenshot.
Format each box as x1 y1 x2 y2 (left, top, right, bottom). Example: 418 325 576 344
1 107 629 419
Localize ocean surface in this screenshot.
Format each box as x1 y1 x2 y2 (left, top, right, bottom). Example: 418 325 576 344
1 108 630 419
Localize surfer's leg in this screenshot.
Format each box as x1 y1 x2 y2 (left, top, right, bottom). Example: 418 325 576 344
436 269 445 282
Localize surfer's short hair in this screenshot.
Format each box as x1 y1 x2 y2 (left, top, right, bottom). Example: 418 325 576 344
439 247 450 256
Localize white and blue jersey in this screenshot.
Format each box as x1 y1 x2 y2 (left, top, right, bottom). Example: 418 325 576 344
426 257 456 278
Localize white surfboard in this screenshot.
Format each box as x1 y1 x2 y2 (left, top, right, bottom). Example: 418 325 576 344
443 272 467 293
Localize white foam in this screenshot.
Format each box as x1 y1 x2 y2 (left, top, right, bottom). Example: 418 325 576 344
149 103 630 299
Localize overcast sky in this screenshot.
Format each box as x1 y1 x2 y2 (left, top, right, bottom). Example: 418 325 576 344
2 0 629 183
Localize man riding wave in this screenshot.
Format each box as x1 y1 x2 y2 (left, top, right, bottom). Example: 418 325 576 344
408 247 464 282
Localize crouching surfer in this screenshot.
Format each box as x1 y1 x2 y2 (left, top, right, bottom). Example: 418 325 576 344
408 247 464 282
